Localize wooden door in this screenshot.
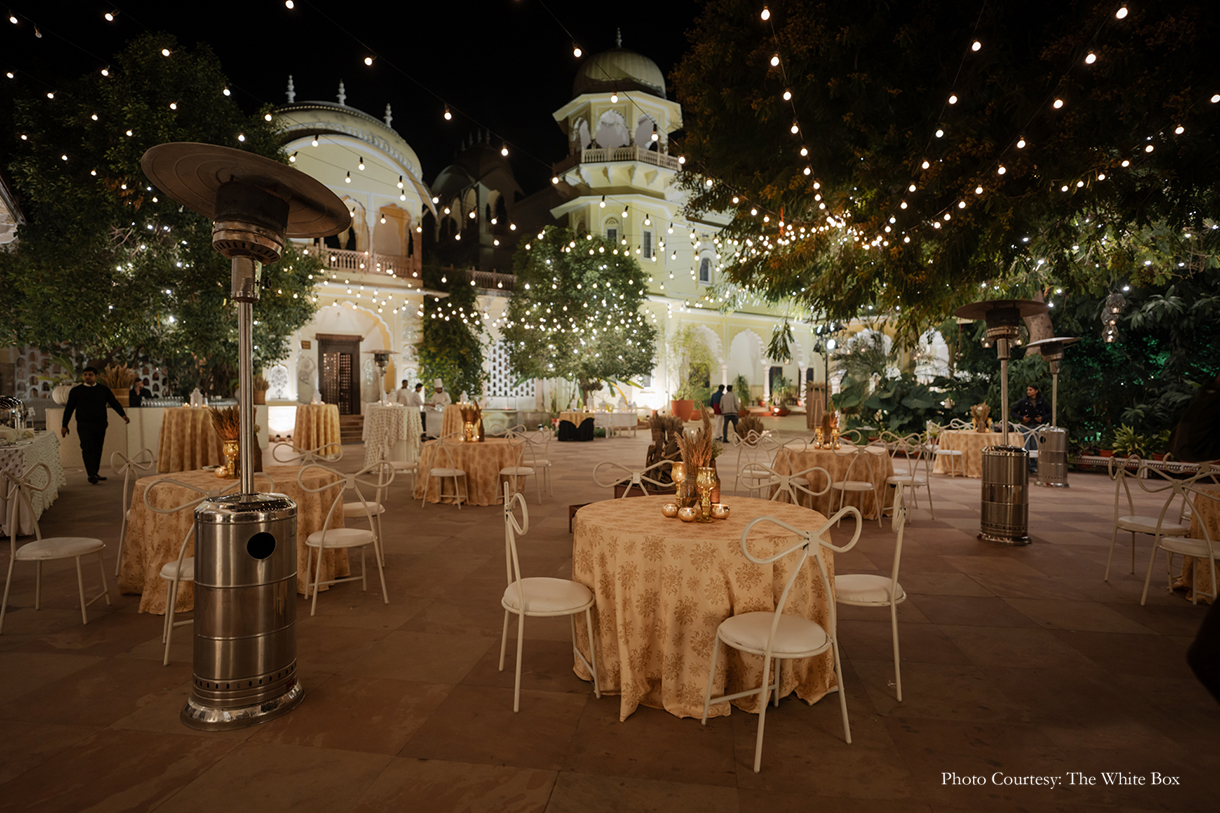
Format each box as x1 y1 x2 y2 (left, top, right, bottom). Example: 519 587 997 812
317 334 361 415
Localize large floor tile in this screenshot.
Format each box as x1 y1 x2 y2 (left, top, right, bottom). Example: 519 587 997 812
350 757 555 813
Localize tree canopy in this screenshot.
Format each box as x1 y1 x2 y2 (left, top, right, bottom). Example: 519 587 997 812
0 32 321 392
503 226 658 405
673 0 1220 335
418 263 486 398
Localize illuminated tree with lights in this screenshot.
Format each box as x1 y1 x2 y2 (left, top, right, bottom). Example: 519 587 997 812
503 226 657 407
673 0 1220 334
0 32 321 393
417 263 486 398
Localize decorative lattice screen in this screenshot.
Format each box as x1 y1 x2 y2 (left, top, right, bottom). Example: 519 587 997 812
486 341 535 398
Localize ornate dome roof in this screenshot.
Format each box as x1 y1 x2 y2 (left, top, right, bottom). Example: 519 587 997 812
572 48 666 100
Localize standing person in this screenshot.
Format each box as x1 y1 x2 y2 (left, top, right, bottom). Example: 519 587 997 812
61 366 130 485
128 380 152 407
1011 384 1051 472
394 379 412 406
719 384 740 443
429 378 452 408
710 384 725 437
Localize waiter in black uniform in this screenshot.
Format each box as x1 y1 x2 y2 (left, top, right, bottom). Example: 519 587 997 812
61 366 130 484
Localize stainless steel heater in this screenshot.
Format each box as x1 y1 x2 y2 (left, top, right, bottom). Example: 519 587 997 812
142 143 347 729
1025 336 1080 488
953 299 1050 546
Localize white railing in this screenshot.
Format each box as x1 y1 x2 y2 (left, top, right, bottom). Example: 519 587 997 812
469 270 516 292
552 146 682 175
317 248 417 281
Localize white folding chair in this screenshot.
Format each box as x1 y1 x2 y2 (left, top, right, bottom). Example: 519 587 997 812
883 433 935 521
500 434 542 505
733 430 777 496
272 440 343 465
592 460 672 498
142 474 271 665
421 433 468 509
1106 456 1191 582
930 422 965 477
700 505 863 772
298 461 393 616
750 463 832 508
1138 471 1219 605
830 443 887 528
837 484 909 701
1 463 111 634
499 483 599 712
110 448 156 576
524 429 555 496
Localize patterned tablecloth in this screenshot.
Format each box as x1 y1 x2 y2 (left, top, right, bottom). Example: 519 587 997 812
769 444 894 519
0 432 66 536
1176 485 1220 605
932 430 1006 478
572 495 837 721
293 403 342 454
414 437 522 506
157 407 224 473
118 464 348 614
362 403 422 467
440 404 464 439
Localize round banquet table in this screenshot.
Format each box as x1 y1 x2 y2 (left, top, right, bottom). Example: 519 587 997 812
413 436 522 506
932 430 1005 478
558 411 595 442
1175 484 1220 604
157 407 224 473
363 403 422 467
293 403 341 454
770 444 894 519
118 464 349 614
0 432 65 536
572 495 837 721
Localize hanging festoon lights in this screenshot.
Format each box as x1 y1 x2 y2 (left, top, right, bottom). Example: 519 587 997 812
1101 291 1126 343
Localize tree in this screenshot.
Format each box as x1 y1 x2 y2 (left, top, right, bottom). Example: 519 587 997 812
0 32 322 393
418 263 486 398
503 226 657 406
672 0 1220 335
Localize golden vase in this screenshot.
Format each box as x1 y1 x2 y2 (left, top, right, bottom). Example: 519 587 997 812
696 466 716 523
220 439 240 480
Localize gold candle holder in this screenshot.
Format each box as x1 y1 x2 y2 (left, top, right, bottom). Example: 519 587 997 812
696 466 716 522
673 461 697 509
463 421 477 442
219 439 240 479
661 503 679 518
711 503 731 520
677 506 697 522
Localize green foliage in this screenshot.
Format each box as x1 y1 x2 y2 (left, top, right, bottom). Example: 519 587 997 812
860 375 943 435
732 373 751 401
667 325 716 402
418 263 486 398
0 32 320 394
504 225 657 407
673 0 1220 333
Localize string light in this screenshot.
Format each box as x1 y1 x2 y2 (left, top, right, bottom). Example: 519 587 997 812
364 56 374 66
501 142 509 157
358 157 365 170
1085 52 1097 64
161 48 171 57
611 90 618 103
1053 99 1064 109
573 43 582 58
104 10 117 21
770 54 780 67
1116 7 1128 20
971 41 981 52
761 6 770 21
948 94 958 104
289 152 297 163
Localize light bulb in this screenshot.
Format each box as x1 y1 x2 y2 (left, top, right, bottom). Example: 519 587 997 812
611 91 618 103
358 157 365 170
501 143 508 156
443 105 452 120
345 172 351 183
101 67 109 76
678 155 685 164
997 166 1006 175
1175 125 1184 134
1116 7 1128 19
1017 137 1026 148
161 48 171 57
600 196 606 208
223 87 231 96
783 88 792 101
8 13 16 23
1053 99 1064 109
791 121 800 134
311 136 318 146
800 146 808 157
1085 52 1097 64
104 11 116 21
921 160 930 169
289 152 297 163
761 6 770 21
364 56 373 66
285 0 294 7
975 186 983 194
573 43 582 58
551 176 559 184
971 41 981 52
397 175 403 188
935 128 944 137
264 113 272 121
771 55 780 67
948 94 958 104
237 133 245 142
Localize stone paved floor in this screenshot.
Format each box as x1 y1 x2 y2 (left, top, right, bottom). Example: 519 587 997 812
1 425 1218 812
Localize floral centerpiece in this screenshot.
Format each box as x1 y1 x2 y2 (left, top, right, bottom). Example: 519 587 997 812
676 408 722 522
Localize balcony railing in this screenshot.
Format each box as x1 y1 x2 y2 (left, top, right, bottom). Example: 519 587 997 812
470 270 516 292
552 145 683 175
317 248 418 282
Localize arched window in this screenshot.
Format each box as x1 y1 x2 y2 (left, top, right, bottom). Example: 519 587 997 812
605 217 620 245
596 110 629 150
698 256 713 284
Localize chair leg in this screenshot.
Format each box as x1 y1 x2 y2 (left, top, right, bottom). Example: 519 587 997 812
310 547 321 617
753 656 773 773
373 541 390 605
583 609 600 698
1139 539 1159 605
96 552 111 606
773 659 781 707
701 636 721 725
891 601 902 702
116 512 128 577
0 557 14 634
1104 524 1121 582
925 483 935 520
1131 531 1137 575
74 557 88 626
499 609 511 671
360 548 368 592
831 638 852 744
35 561 42 610
513 612 526 712
164 578 177 666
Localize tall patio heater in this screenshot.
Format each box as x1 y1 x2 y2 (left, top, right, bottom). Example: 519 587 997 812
953 299 1049 546
142 143 348 729
1024 336 1080 488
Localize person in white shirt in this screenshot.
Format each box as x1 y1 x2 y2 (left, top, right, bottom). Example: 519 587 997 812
429 378 452 409
394 380 412 406
719 385 741 442
406 382 425 410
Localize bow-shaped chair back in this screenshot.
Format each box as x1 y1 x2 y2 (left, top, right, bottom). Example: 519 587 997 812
502 482 531 610
592 459 672 497
4 462 54 547
297 461 394 547
272 441 343 465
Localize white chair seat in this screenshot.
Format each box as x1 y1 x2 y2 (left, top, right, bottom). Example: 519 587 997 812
390 461 417 472
886 473 928 486
832 481 874 492
16 537 105 560
159 557 195 582
718 611 829 657
429 467 466 477
501 577 593 614
934 449 962 456
1116 515 1191 536
534 459 553 468
500 466 536 477
1159 536 1213 558
342 501 385 517
835 573 906 605
306 528 376 549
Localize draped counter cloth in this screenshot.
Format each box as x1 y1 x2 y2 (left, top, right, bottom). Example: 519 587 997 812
293 403 342 454
572 495 836 721
413 437 522 506
770 444 894 519
157 407 224 473
117 464 348 614
363 403 422 467
932 430 1006 478
0 432 66 536
1176 485 1220 605
558 411 596 442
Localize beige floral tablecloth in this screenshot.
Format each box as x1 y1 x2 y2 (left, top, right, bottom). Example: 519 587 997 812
770 445 894 519
362 403 421 467
293 403 342 454
932 430 1006 477
157 407 224 473
439 404 465 439
118 464 348 614
1176 485 1220 605
413 437 523 506
573 495 837 721
0 432 65 536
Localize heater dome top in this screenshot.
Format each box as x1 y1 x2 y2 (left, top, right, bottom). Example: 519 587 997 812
953 298 1050 323
141 142 348 239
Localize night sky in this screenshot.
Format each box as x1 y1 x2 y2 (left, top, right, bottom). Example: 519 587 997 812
1 0 701 192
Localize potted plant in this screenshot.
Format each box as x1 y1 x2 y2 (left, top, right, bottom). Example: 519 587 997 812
663 326 715 422
1110 424 1148 461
